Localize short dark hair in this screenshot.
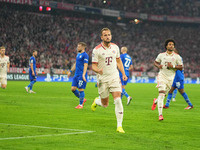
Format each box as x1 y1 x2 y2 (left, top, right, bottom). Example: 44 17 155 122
101 28 111 35
165 39 175 49
78 42 87 48
33 50 37 53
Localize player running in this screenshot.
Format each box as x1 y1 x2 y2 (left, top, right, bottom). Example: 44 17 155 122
163 48 193 109
152 39 183 121
25 50 38 93
119 47 133 105
68 42 89 109
91 28 127 133
0 46 10 89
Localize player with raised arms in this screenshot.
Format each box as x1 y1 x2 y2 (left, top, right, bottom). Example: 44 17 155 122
68 42 89 109
152 39 183 120
0 46 10 89
91 28 127 133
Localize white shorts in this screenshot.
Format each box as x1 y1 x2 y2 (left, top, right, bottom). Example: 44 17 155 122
0 77 7 85
156 74 173 94
97 78 122 99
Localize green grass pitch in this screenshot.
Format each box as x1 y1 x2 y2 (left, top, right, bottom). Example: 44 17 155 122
0 81 200 150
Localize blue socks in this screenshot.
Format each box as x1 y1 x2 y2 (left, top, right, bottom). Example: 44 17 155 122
182 92 193 106
72 89 80 98
121 88 129 99
79 91 85 105
165 93 172 107
166 92 193 107
72 90 85 105
27 80 36 90
173 89 178 98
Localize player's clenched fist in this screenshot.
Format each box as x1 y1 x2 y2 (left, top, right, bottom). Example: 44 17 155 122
122 75 128 81
98 68 103 75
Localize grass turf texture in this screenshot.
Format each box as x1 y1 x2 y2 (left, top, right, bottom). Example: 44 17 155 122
0 81 200 150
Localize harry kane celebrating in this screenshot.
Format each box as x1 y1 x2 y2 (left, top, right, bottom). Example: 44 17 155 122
91 28 127 133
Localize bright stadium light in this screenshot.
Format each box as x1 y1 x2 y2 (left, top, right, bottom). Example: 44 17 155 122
46 7 51 11
39 6 43 11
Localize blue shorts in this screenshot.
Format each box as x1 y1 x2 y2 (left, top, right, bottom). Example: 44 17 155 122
120 76 129 86
172 80 184 89
72 75 87 89
29 71 37 81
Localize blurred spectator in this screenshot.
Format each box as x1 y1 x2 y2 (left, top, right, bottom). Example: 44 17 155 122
64 0 200 17
0 7 199 74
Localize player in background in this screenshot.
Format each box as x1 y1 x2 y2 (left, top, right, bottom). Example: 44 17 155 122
91 28 127 133
0 46 10 89
163 48 193 109
151 39 183 121
119 47 133 105
171 88 178 101
68 42 89 109
25 50 38 93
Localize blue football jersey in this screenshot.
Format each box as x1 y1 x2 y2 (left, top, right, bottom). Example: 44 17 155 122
29 56 36 72
174 56 184 81
119 53 132 77
75 52 89 76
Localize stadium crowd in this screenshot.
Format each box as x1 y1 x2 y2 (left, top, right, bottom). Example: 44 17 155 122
65 0 200 17
0 7 200 74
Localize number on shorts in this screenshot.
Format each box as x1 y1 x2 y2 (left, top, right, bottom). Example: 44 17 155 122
79 80 83 87
176 82 180 88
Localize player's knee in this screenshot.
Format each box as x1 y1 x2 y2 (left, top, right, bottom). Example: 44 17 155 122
178 89 184 94
101 98 109 107
1 85 6 89
168 89 173 93
71 87 76 92
102 103 109 108
159 90 165 94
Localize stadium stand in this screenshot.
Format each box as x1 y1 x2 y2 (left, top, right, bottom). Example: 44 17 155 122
0 3 199 75
65 0 200 17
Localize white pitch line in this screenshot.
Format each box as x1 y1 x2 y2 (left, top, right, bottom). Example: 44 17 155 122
0 94 68 100
0 131 94 141
0 123 90 132
0 123 95 141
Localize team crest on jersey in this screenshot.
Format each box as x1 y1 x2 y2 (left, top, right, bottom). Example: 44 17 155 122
79 55 82 58
172 58 175 61
112 50 116 54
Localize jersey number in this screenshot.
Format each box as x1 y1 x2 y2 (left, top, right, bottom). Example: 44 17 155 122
124 58 131 67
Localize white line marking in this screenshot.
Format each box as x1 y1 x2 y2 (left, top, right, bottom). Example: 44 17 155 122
0 123 95 141
0 123 90 132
